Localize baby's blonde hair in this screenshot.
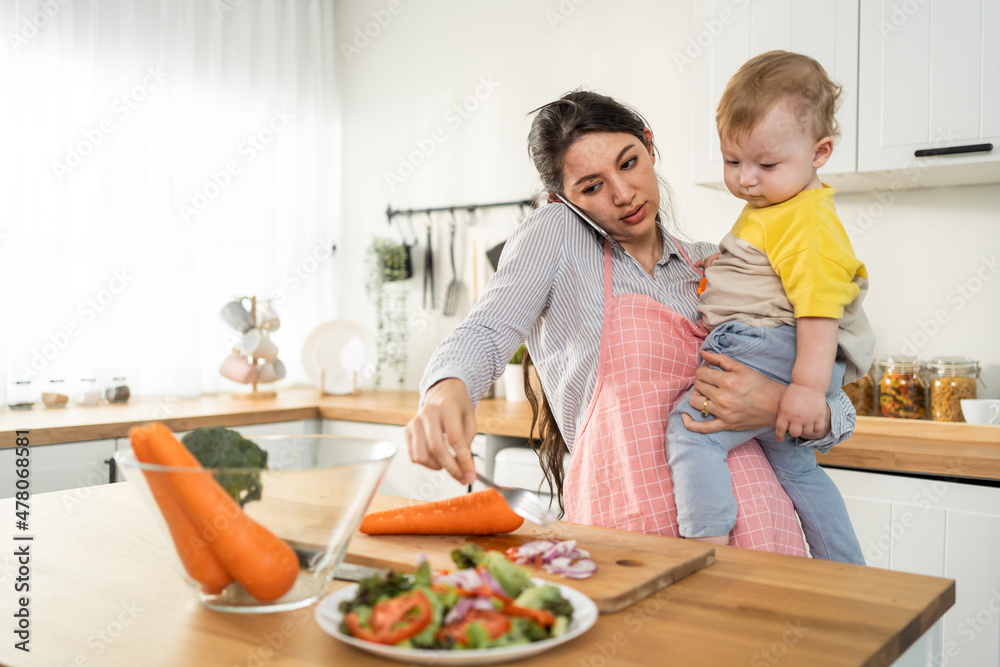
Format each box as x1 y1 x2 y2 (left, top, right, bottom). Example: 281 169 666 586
717 50 841 144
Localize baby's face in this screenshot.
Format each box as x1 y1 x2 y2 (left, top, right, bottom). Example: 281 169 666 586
719 101 828 208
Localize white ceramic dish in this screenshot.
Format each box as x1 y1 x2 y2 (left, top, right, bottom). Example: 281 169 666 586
314 579 599 665
302 320 377 394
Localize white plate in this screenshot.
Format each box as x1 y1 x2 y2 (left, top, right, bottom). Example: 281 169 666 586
314 579 599 665
302 320 377 394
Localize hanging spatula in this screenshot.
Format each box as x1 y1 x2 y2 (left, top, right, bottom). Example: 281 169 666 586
442 209 465 315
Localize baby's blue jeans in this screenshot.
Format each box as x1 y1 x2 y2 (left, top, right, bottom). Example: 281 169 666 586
666 321 864 565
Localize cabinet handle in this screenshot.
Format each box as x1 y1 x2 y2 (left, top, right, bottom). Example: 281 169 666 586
914 143 993 157
105 457 117 484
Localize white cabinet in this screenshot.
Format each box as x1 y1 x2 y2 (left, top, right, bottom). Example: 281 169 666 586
826 467 1000 667
857 0 1000 182
692 0 860 185
321 420 467 502
0 438 116 499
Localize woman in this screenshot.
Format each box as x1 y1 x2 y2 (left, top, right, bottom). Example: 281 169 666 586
405 91 856 553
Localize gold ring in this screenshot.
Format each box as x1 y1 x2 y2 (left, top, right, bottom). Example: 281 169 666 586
700 398 711 418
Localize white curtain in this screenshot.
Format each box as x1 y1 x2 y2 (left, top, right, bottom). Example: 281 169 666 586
1 0 339 400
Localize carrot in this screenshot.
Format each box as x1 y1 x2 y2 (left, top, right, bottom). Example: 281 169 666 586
359 489 524 535
130 423 299 602
130 428 233 594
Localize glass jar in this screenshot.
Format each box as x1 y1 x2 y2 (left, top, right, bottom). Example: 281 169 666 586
843 367 875 417
924 356 980 422
41 379 69 408
8 381 35 410
105 377 131 404
878 356 926 419
74 378 102 407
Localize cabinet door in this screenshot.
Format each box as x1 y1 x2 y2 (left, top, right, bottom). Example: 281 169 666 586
858 0 1000 174
692 0 860 184
0 439 116 498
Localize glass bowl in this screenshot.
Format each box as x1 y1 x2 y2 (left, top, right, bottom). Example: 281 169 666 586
114 434 397 613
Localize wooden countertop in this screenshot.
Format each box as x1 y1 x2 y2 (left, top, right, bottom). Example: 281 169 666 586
3 388 999 480
0 484 954 667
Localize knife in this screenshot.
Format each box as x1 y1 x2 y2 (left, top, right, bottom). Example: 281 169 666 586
291 544 387 582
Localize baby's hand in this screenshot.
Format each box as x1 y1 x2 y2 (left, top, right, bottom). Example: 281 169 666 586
695 252 721 270
775 383 828 441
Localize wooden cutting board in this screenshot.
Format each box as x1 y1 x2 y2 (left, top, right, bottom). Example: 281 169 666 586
341 495 715 614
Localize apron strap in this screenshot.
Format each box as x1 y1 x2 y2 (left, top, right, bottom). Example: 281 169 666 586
669 236 704 277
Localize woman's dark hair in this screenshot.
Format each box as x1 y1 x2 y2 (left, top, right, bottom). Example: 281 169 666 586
528 90 653 196
522 90 677 515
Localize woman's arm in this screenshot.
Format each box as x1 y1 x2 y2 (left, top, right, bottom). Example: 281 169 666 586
408 206 569 483
682 350 847 441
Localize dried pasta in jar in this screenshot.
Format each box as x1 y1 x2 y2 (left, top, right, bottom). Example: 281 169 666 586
925 357 980 422
843 372 874 417
878 356 925 419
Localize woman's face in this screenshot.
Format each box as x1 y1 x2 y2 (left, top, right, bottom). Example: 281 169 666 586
560 130 659 244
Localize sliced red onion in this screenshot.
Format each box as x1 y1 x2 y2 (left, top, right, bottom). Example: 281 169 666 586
507 539 597 579
443 596 496 625
543 556 598 579
477 566 507 597
433 568 482 591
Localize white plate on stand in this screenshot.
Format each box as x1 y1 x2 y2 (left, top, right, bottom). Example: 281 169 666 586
302 320 377 394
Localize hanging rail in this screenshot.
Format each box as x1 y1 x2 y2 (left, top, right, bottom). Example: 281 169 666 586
386 197 535 222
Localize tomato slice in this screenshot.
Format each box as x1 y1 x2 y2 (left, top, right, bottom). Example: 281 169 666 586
502 602 555 628
346 590 433 645
437 610 512 647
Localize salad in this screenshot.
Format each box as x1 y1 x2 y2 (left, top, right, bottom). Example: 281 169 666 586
338 544 574 650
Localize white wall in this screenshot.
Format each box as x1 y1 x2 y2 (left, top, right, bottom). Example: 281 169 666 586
333 0 1000 396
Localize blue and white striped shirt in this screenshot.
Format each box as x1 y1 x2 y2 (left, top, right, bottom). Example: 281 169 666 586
420 203 855 450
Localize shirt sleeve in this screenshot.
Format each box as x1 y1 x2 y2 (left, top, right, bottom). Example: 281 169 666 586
419 205 568 405
798 389 856 453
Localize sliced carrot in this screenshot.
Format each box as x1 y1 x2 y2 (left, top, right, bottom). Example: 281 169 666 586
358 489 524 535
131 428 233 594
130 423 299 602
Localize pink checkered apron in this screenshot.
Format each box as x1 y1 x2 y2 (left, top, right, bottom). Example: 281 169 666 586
563 238 806 554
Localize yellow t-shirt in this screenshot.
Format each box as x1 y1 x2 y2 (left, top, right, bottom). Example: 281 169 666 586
698 184 874 384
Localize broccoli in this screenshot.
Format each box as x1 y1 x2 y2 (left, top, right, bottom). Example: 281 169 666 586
181 426 268 506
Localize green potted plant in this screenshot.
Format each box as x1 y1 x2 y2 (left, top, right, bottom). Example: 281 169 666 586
365 238 411 388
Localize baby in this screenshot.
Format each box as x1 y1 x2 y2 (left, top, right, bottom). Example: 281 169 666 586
666 51 874 563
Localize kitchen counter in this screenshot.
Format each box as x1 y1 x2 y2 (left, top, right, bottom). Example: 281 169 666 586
0 483 954 667
3 387 999 480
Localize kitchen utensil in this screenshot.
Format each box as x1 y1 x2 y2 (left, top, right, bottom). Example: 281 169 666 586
237 328 279 362
115 434 397 613
220 299 256 333
346 496 715 614
486 241 505 271
302 320 377 394
476 472 557 526
314 578 598 664
442 210 465 316
423 219 435 309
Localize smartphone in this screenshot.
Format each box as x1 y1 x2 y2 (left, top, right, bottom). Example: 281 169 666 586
554 194 622 250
